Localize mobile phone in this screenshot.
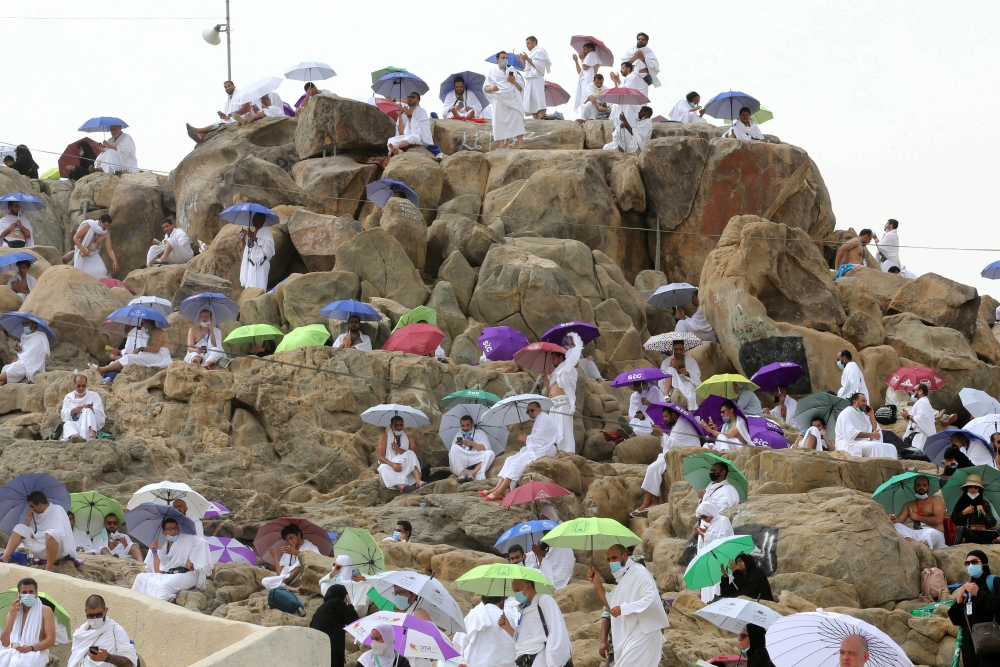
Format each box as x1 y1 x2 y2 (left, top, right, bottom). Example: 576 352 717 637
90 646 100 653
863 406 871 413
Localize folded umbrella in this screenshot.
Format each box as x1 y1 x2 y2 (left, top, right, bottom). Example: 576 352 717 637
682 534 755 589
365 571 466 633
682 451 749 501
478 326 530 361
923 428 995 465
696 373 758 399
69 491 124 539
274 324 330 352
284 61 336 81
750 361 804 392
694 597 782 632
766 610 912 667
124 503 195 546
610 367 668 388
457 563 554 596
791 392 850 441
438 403 508 455
319 299 382 322
361 403 430 428
485 52 524 70
78 116 128 132
365 179 420 209
0 473 70 535
439 71 489 108
493 520 559 554
99 278 135 294
232 77 283 106
441 389 499 409
960 388 1000 419
643 332 702 353
569 35 614 66
206 536 256 565
645 282 697 309
220 202 279 227
392 305 437 332
703 91 760 121
647 401 710 440
513 341 567 373
371 66 409 84
126 480 211 518
498 480 571 508
224 324 284 345
178 292 240 324
543 81 571 107
382 323 444 355
128 296 171 317
540 321 599 346
347 611 460 662
0 193 46 212
481 394 553 428
254 517 333 566
0 311 56 342
371 72 429 98
334 527 385 575
597 87 650 105
105 305 170 329
871 471 942 515
885 366 946 391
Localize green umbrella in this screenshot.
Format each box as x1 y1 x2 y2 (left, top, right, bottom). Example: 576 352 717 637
941 466 1000 514
0 590 72 638
366 588 397 611
683 534 756 589
69 491 124 539
392 306 437 332
441 389 500 410
541 517 641 553
682 452 749 501
791 392 850 440
723 106 773 125
224 324 284 345
334 528 385 575
371 66 409 84
274 324 331 352
871 472 942 515
456 563 554 596
696 374 758 399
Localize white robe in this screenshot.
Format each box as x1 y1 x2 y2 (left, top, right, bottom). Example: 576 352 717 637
894 522 946 550
260 92 285 118
605 117 652 154
68 618 136 667
442 90 483 119
6 274 34 302
463 603 516 667
722 119 765 141
146 227 193 266
606 560 668 665
485 68 526 142
239 226 274 290
602 71 645 152
95 531 137 559
73 527 97 554
696 502 734 602
629 415 654 437
514 594 572 667
332 332 372 351
131 532 212 600
903 396 936 452
522 46 551 114
641 418 701 496
95 132 138 174
573 52 602 111
448 428 496 479
876 229 901 272
0 214 35 248
525 547 575 590
675 308 717 342
837 361 869 401
669 100 709 124
498 412 558 484
0 601 48 667
120 328 147 355
628 386 664 419
702 480 740 513
11 503 75 561
60 389 105 441
72 220 109 279
660 353 702 410
712 416 753 451
550 332 582 453
377 432 421 488
766 395 797 422
388 106 433 148
797 425 829 451
621 46 662 89
580 83 607 120
262 539 321 589
119 338 171 368
2 331 49 383
835 407 896 458
183 326 226 365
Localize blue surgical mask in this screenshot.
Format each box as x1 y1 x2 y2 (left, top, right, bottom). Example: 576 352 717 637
19 594 35 607
741 647 750 655
499 59 509 67
22 326 31 336
101 528 108 539
461 430 473 438
836 361 845 370
690 101 697 108
969 564 984 578
393 595 411 610
609 561 623 574
165 534 180 543
392 531 402 541
513 592 528 604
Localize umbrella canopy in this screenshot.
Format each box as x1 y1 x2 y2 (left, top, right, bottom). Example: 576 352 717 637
960 388 1000 418
371 98 405 120
285 61 336 81
365 179 420 209
347 612 460 662
441 389 500 410
366 571 466 633
0 193 46 212
319 299 382 322
493 520 559 554
128 296 171 317
513 342 567 373
126 480 211 518
964 414 1000 442
543 81 571 107
597 87 650 105
220 202 279 227
254 517 334 566
178 292 240 324
232 77 283 105
0 312 56 342
886 366 946 391
610 367 668 388
540 321 600 346
0 590 72 639
0 252 37 272
382 323 444 356
39 168 59 180
274 324 331 352
750 362 804 392
941 465 1000 514
439 403 508 456
124 503 195 546
485 52 525 70
695 597 782 633
206 536 257 566
372 72 429 99
703 91 761 121
569 35 614 66
478 326 530 362
0 473 70 535
101 319 131 337
99 278 135 294
982 261 1000 280
766 610 913 667
870 471 942 515
694 394 749 432
105 305 170 329
481 394 553 428
203 501 229 518
224 324 284 345
682 452 749 501
723 106 774 125
439 71 489 108
645 282 697 309
791 393 851 440
78 116 128 132
542 517 641 552
499 480 572 508
923 428 995 465
335 527 385 575
697 374 758 399
361 403 430 429
457 563 554 596
57 137 102 178
643 332 702 353
371 66 409 84
393 305 437 332
747 422 789 449
682 534 756 589
69 492 124 539
647 402 710 440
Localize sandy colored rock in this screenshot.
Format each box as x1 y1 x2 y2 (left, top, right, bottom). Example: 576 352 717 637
293 95 395 158
381 148 442 225
107 174 167 278
286 208 360 272
275 271 360 329
440 151 490 200
124 264 186 301
290 155 377 218
380 197 427 272
888 272 980 339
21 265 118 356
431 119 585 154
334 228 428 308
842 266 911 310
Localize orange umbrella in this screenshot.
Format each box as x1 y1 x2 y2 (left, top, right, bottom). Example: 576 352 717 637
382 323 445 356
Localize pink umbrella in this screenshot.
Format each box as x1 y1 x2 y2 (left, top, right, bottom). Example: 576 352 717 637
203 501 229 518
500 481 572 507
100 278 136 294
206 536 256 565
101 319 131 336
254 516 333 566
651 115 669 122
512 342 566 373
382 323 445 356
569 35 615 67
544 81 571 107
598 87 650 105
886 366 946 391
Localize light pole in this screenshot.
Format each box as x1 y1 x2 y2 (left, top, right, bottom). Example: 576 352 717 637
202 0 232 81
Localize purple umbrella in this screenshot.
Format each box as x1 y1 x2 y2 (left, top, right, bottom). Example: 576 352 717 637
0 473 70 536
647 401 710 439
750 361 804 392
478 326 530 361
206 536 257 565
749 416 784 434
540 321 600 346
610 367 668 387
203 501 230 518
694 394 749 433
366 179 420 209
747 420 789 448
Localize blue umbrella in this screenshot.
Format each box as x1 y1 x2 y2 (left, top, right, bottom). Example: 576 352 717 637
371 72 429 99
78 117 129 133
105 305 170 329
485 53 525 70
178 292 240 324
923 428 995 465
319 299 382 322
0 252 37 272
439 71 489 108
220 203 279 227
123 503 196 547
0 473 70 535
0 312 56 342
982 261 1000 280
494 520 559 553
365 179 420 209
703 91 761 121
0 193 46 212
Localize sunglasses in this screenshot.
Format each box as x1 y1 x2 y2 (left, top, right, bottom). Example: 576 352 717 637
738 632 748 639
966 559 983 565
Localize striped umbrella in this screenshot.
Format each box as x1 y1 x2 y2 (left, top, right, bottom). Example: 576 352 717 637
206 536 256 565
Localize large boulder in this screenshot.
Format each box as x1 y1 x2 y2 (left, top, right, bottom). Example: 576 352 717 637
431 119 585 154
426 214 500 274
286 208 360 272
293 95 396 158
290 155 377 218
382 149 443 225
888 273 981 340
275 271 360 329
169 270 233 311
107 174 167 278
440 152 490 200
334 229 428 308
123 265 186 302
380 198 427 272
842 266 910 311
21 265 119 356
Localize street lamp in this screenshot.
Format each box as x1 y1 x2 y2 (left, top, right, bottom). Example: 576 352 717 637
202 0 232 81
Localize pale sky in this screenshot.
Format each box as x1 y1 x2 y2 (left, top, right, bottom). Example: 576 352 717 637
4 1 999 299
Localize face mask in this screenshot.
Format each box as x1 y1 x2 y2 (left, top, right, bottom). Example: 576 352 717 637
856 407 864 413
89 616 105 630
353 568 360 577
609 561 623 574
19 594 35 607
513 592 528 604
22 326 31 335
915 492 929 499
392 531 401 541
461 430 473 438
200 321 210 327
708 472 721 482
166 534 180 542
392 429 404 437
968 491 980 499
741 647 750 655
689 102 697 108
78 150 85 157
393 595 410 610
836 361 845 370
499 59 509 67
969 564 984 578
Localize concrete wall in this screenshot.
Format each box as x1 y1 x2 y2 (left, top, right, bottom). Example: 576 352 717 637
0 564 330 667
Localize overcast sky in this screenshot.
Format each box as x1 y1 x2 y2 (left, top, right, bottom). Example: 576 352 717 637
4 1 999 298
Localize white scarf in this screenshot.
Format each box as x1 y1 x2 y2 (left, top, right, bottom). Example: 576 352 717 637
73 220 106 268
8 599 44 650
68 618 137 667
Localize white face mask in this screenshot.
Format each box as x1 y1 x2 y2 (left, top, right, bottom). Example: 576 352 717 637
968 490 980 499
392 429 404 437
199 321 211 327
914 492 929 499
89 616 105 630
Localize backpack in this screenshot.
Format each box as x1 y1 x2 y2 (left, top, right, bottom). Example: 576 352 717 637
920 567 949 602
875 404 897 425
267 587 305 616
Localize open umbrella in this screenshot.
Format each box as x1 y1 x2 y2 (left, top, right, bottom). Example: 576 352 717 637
383 323 444 355
481 394 553 428
645 282 697 310
274 324 330 352
57 137 102 178
347 612 460 662
983 261 1000 280
766 610 912 667
485 53 524 70
220 202 279 227
964 415 1000 442
513 342 566 373
923 428 995 466
319 300 381 322
439 403 508 455
723 106 774 125
478 326 530 362
747 422 789 449
365 179 420 209
695 597 782 633
542 517 641 559
0 590 73 639
441 389 499 409
610 367 668 388
540 321 600 346
224 324 284 345
750 362 804 392
126 481 211 518
682 534 756 589
372 72 429 99
69 492 124 539
123 503 195 546
791 392 850 440
886 366 946 391
254 517 333 566
128 296 171 317
393 305 437 331
105 305 170 329
78 117 128 132
597 87 650 105
682 452 749 501
99 278 134 294
285 61 336 81
232 77 283 106
499 480 572 508
0 473 70 535
439 71 489 108
366 571 466 633
694 394 748 433
0 193 46 212
0 312 56 342
361 404 430 428
203 501 229 518
205 536 256 566
643 332 702 353
647 402 710 440
960 388 1000 419
334 527 385 575
569 35 614 66
870 471 942 515
697 374 758 399
178 292 240 323
457 563 554 596
371 98 405 120
371 66 409 84
543 81 571 107
493 520 559 554
941 466 1000 514
703 91 760 121
0 252 37 273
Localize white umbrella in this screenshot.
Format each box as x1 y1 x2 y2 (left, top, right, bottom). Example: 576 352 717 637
284 61 337 81
366 571 466 633
695 598 782 633
960 388 1000 419
964 414 1000 441
480 394 553 428
126 481 211 519
645 282 698 309
232 77 283 105
361 404 430 428
766 610 913 667
438 403 508 455
128 296 171 318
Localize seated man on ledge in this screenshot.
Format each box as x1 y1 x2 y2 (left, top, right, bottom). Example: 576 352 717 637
835 392 897 458
387 92 432 156
0 491 76 572
69 594 137 667
131 517 211 603
97 514 144 562
0 577 56 667
60 375 105 443
890 475 946 549
262 523 321 592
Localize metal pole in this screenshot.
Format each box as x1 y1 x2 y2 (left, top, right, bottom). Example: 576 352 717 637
654 214 661 273
225 0 232 81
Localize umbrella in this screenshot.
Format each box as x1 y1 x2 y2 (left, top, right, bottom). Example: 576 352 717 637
0 252 37 272
493 520 559 554
513 342 567 373
694 394 749 433
105 305 170 329
123 503 195 547
703 91 761 121
254 517 334 566
347 612 460 662
697 374 758 399
126 481 211 518
439 403 508 455
128 296 171 317
543 81 571 107
647 401 710 440
791 392 850 440
923 428 995 465
597 87 650 105
224 324 284 345
274 324 331 352
610 367 668 388
457 563 554 596
485 53 525 70
941 466 1000 514
319 300 382 322
960 389 1000 418
366 571 466 633
371 72 429 99
205 536 257 566
499 481 572 508
645 283 697 310
723 106 774 125
747 422 789 449
365 179 420 209
569 35 614 66
750 362 804 392
0 193 46 212
542 517 641 555
481 394 553 428
885 366 946 391
334 527 385 575
870 472 942 515
982 261 1000 280
0 590 72 639
101 319 131 337
372 98 406 120
371 66 409 84
285 61 336 81
540 321 600 346
39 168 59 180
220 202 279 227
0 312 56 342
69 492 124 539
361 404 430 428
964 415 1000 442
203 501 229 518
651 115 669 122
382 323 444 356
478 326 530 362
694 597 782 633
441 389 500 410
99 278 135 294
58 137 103 178
439 71 489 108
643 332 702 353
766 610 913 667
78 117 128 132
682 452 749 501
0 473 70 535
232 77 283 106
178 292 240 324
393 305 437 331
682 534 756 589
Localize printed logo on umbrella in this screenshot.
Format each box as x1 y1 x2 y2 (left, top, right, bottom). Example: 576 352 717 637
519 525 532 533
535 491 551 499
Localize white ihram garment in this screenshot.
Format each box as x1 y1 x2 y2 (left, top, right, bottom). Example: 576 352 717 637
146 226 193 266
131 532 212 600
462 602 516 667
722 119 764 141
72 220 109 279
2 331 48 383
712 417 752 452
332 332 372 351
68 618 136 667
674 308 717 342
621 46 662 90
60 389 105 440
93 531 137 559
660 353 702 410
388 106 433 149
630 415 654 436
894 522 946 550
525 547 575 591
514 594 571 667
262 539 321 589
606 559 668 665
240 226 274 290
11 503 76 561
522 46 551 114
6 274 35 302
573 51 602 111
837 361 869 401
0 214 35 247
669 99 709 124
378 432 421 488
485 68 526 142
696 502 734 602
628 385 663 419
183 326 225 365
835 407 896 458
95 132 138 174
702 481 740 514
119 340 171 368
442 91 483 119
448 428 495 480
580 83 607 120
0 601 48 667
641 418 702 497
498 412 557 485
902 396 936 451
550 332 582 453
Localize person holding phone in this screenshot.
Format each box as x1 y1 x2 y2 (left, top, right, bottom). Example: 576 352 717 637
484 51 525 149
834 392 896 457
0 577 56 666
68 594 137 667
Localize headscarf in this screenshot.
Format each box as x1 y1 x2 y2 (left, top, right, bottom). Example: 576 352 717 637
736 552 759 572
335 554 354 568
370 623 396 658
969 550 992 576
325 583 348 602
745 622 767 652
696 501 720 520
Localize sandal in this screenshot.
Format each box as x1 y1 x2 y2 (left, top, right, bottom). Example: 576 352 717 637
483 492 503 502
630 508 648 518
477 489 489 496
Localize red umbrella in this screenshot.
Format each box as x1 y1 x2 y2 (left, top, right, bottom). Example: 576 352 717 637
382 323 445 356
598 87 650 105
100 278 136 294
253 516 333 566
101 319 131 336
544 81 571 107
512 342 566 373
651 115 669 123
58 137 102 178
569 35 615 67
500 481 572 508
374 98 405 121
886 366 947 391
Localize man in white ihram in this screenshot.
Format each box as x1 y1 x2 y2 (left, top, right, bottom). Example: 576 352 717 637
605 106 653 154
131 516 212 602
835 349 868 400
186 80 251 142
0 319 49 387
511 577 572 667
0 577 57 667
72 215 117 279
543 332 583 454
146 218 193 267
621 32 661 96
602 62 644 149
262 523 321 591
588 545 669 667
441 77 483 120
239 212 274 290
835 392 897 458
460 596 515 667
94 125 138 175
333 315 373 351
572 42 602 117
0 491 76 572
660 338 701 410
670 92 709 124
60 375 105 442
632 406 702 517
874 219 917 278
721 107 765 141
448 414 495 482
889 475 946 550
387 92 433 156
901 383 935 452
519 36 551 119
524 541 575 590
628 379 663 420
674 291 717 342
482 402 557 501
484 51 525 149
68 594 137 667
